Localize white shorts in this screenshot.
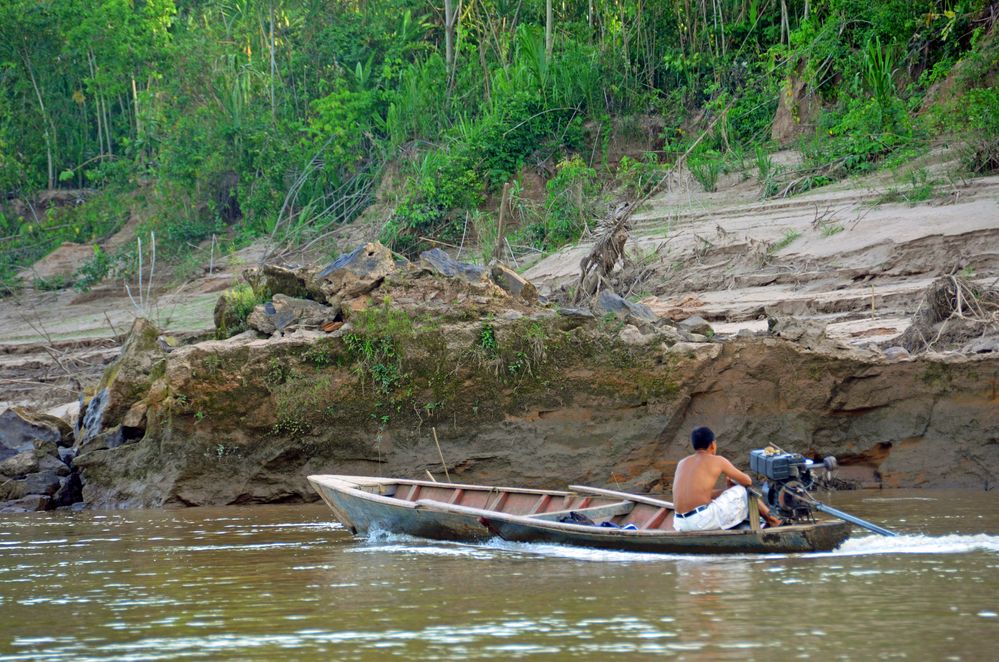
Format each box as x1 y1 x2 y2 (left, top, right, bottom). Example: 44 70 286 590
673 485 749 532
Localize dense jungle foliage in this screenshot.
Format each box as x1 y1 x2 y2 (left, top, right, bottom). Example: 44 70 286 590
0 1 996 291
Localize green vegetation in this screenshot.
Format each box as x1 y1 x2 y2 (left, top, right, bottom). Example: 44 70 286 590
215 283 269 339
1 1 996 292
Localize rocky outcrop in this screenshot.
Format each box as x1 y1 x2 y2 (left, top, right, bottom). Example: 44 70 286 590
0 407 78 512
59 242 999 510
72 309 999 508
246 294 341 336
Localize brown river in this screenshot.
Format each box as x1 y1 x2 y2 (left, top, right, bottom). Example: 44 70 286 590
1 489 997 660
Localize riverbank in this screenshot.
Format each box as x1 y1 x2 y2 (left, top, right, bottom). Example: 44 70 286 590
1 147 997 512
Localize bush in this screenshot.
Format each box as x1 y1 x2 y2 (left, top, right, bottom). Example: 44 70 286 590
524 155 599 251
960 88 999 173
689 150 723 192
215 283 268 339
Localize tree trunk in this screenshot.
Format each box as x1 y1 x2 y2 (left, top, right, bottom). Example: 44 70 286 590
269 2 277 122
23 49 55 189
780 0 790 46
545 0 553 56
444 0 457 80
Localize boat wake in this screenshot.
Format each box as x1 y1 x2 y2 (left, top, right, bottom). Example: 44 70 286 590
815 533 999 557
345 528 999 563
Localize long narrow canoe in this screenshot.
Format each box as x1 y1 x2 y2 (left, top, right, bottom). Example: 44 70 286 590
308 475 851 553
307 475 621 542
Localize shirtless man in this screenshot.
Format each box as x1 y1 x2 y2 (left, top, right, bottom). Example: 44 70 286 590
672 426 780 532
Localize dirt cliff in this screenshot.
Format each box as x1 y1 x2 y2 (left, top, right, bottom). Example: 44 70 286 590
64 257 998 509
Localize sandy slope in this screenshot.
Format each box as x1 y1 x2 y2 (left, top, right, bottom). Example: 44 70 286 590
525 150 999 344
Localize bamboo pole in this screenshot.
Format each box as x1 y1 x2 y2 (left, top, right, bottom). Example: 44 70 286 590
431 427 450 482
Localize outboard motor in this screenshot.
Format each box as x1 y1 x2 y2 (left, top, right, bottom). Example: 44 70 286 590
749 446 895 536
749 447 837 523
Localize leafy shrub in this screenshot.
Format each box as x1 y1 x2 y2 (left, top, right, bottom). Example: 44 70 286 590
689 151 723 192
755 146 774 182
75 245 115 291
215 283 268 339
617 153 667 196
524 155 599 251
960 88 999 173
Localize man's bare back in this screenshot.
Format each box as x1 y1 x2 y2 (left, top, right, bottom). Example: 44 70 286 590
673 451 751 513
672 426 780 529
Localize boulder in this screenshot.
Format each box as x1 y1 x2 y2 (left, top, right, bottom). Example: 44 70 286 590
962 335 999 354
419 248 486 284
76 318 168 445
314 242 400 302
78 426 126 453
122 401 148 434
593 290 658 325
0 495 51 513
678 316 714 337
246 294 340 336
24 470 62 496
490 263 538 302
883 346 911 361
0 478 26 501
52 473 83 509
768 314 827 346
0 451 38 477
679 331 709 343
0 406 73 461
618 325 656 346
247 263 321 301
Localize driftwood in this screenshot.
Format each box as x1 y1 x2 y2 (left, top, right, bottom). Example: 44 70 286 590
895 276 999 353
570 104 732 305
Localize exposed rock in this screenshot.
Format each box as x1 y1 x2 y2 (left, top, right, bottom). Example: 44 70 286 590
314 242 401 303
419 248 486 284
593 290 658 325
883 346 911 360
490 263 538 303
666 341 723 359
768 314 827 346
0 406 72 461
678 316 713 337
62 295 999 509
0 495 51 513
0 451 38 477
618 325 656 346
249 263 319 301
76 318 168 445
246 294 340 336
52 473 83 508
24 470 62 496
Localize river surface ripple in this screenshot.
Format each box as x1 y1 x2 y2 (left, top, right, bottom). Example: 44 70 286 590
1 489 997 660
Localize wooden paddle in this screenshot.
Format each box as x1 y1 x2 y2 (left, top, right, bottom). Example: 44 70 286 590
569 484 674 510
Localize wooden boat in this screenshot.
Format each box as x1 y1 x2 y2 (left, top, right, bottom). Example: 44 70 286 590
307 475 622 542
309 475 852 554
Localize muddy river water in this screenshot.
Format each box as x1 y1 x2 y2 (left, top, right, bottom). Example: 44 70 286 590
1 489 997 660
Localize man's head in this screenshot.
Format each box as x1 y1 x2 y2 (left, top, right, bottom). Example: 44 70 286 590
691 426 716 451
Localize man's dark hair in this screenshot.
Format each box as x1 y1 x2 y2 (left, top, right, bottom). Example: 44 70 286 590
691 426 715 450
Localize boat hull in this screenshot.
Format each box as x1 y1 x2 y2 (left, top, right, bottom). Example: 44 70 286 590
309 476 492 542
480 517 851 554
309 475 853 554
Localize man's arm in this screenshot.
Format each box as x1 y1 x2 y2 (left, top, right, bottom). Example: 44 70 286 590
719 457 753 487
